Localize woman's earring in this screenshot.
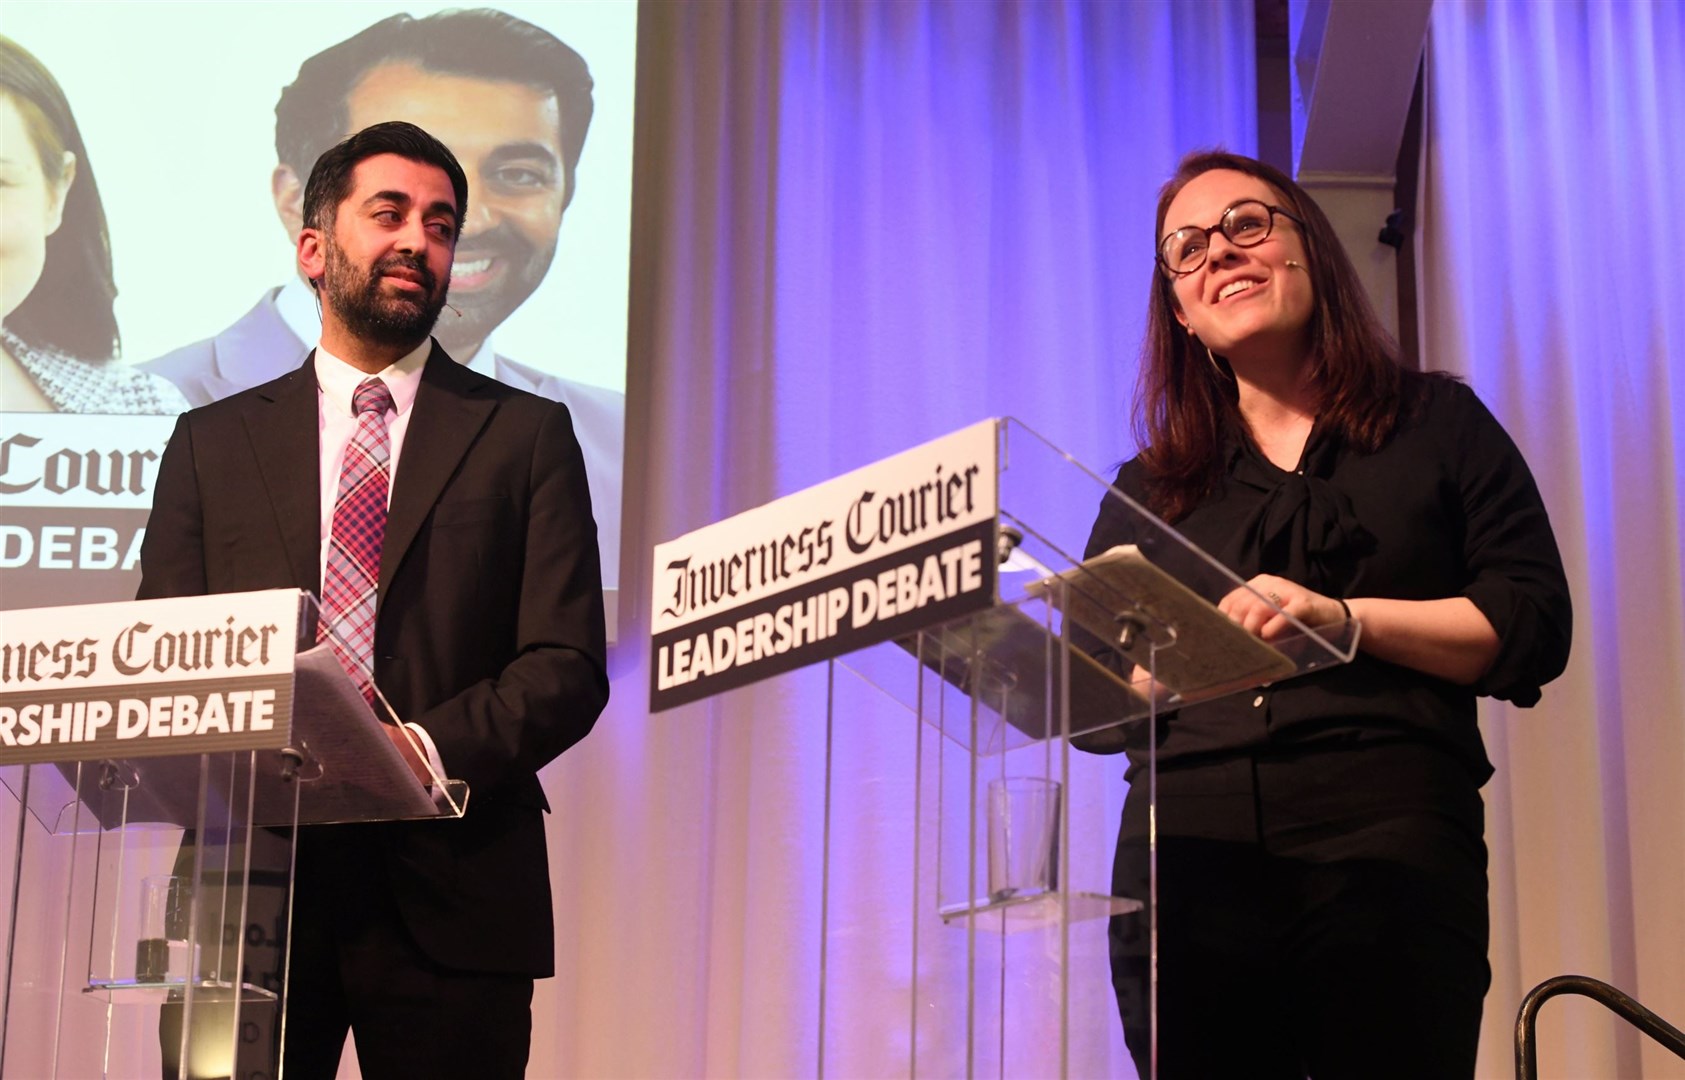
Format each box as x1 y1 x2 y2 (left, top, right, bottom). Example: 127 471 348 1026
1189 328 1232 381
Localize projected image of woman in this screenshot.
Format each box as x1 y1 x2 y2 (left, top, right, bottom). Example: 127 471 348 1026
1086 150 1572 1078
0 36 185 413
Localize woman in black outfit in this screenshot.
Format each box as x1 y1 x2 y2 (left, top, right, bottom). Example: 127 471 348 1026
1086 150 1571 1079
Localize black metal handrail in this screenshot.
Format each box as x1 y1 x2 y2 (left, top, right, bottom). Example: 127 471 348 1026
1516 973 1685 1079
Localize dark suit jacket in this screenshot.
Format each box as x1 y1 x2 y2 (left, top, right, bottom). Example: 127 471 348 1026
138 344 609 976
144 288 626 584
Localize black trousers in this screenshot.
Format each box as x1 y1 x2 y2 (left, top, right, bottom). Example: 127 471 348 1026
1109 741 1490 1080
163 826 533 1080
280 826 534 1080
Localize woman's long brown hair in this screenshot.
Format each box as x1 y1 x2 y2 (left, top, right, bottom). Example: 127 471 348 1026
1133 150 1419 522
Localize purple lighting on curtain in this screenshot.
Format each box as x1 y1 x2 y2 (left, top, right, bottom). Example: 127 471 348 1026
1422 1 1685 1074
768 0 1256 500
610 2 1258 1075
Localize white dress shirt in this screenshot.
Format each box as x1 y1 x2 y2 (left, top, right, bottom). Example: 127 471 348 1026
314 341 447 782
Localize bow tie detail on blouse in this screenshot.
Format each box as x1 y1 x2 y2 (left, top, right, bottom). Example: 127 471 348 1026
1223 433 1374 594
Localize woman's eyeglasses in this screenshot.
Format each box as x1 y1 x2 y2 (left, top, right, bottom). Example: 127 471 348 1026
1158 200 1305 277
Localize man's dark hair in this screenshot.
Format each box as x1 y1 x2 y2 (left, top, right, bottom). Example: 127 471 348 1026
302 120 469 235
276 9 594 208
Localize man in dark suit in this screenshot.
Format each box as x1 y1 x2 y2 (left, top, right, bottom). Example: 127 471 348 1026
139 120 608 1078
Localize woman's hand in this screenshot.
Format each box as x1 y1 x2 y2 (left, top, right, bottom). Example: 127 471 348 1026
1220 574 1502 685
1219 574 1346 641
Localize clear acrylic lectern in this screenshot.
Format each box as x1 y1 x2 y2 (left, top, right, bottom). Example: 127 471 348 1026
0 590 468 1079
816 419 1360 1078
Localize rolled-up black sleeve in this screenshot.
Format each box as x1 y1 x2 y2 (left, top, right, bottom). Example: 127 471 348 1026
1450 384 1572 706
1073 375 1573 779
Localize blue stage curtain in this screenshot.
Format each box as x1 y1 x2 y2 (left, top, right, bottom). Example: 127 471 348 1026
1420 1 1685 1075
542 2 1256 1076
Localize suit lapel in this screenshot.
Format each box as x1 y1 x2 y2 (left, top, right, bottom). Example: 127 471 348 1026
243 356 321 595
380 345 496 596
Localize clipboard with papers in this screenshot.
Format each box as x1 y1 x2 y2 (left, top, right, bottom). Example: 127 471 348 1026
1026 543 1299 699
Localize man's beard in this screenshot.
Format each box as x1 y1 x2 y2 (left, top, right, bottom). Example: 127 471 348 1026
321 239 449 351
431 222 555 357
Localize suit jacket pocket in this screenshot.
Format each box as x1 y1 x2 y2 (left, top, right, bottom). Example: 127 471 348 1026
429 495 510 527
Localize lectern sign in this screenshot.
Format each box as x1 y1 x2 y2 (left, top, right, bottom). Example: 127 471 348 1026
651 420 999 710
0 589 299 764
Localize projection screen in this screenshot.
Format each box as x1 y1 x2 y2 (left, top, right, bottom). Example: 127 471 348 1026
1 1 636 638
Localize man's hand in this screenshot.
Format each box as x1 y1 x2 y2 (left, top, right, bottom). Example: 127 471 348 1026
382 722 432 786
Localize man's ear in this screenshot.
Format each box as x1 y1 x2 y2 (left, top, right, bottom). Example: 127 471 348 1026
273 165 305 241
297 227 326 289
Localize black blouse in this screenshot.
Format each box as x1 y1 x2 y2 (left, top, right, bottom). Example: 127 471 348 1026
1084 375 1572 784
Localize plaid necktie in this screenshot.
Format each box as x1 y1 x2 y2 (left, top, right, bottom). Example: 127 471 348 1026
320 378 394 704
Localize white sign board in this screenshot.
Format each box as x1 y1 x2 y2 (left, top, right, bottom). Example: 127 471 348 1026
0 589 302 764
650 421 999 710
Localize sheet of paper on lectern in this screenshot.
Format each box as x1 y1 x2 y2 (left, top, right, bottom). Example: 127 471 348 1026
1028 544 1297 697
285 645 446 825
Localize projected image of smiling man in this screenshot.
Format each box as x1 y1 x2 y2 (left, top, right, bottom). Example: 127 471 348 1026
146 9 624 590
338 59 562 359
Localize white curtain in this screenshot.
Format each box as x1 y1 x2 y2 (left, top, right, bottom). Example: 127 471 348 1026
530 2 1257 1075
1420 1 1685 1075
